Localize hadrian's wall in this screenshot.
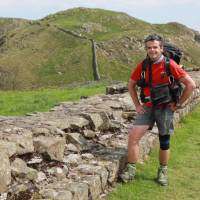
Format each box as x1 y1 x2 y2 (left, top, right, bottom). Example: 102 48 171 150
0 71 200 200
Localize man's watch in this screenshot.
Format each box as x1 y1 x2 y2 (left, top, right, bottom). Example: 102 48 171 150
176 102 182 109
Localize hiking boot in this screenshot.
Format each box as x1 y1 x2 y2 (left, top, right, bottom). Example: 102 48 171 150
119 163 136 183
156 166 168 186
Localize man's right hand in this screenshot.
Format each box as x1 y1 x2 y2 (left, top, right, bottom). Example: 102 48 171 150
136 104 145 114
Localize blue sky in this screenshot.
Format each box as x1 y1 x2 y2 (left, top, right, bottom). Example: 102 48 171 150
0 0 199 32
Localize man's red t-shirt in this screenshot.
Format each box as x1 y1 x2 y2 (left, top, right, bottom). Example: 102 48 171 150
130 58 187 106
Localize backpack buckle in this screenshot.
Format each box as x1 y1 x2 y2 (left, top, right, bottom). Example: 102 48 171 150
168 75 174 85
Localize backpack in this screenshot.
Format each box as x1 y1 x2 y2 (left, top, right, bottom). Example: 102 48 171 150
163 43 182 64
137 43 183 105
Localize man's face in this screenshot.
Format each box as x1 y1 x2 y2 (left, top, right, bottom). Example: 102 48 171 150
145 40 163 61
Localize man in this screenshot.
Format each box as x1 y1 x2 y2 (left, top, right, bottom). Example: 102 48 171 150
120 34 196 186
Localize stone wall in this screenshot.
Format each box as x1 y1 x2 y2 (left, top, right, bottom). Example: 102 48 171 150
0 71 200 200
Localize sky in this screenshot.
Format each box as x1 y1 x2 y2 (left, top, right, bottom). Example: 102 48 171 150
0 0 199 32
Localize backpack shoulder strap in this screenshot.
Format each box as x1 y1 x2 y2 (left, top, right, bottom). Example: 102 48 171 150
164 56 177 85
164 56 172 76
141 58 152 87
142 59 147 72
141 59 148 79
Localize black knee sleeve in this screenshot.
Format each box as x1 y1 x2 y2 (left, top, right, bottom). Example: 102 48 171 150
159 135 170 150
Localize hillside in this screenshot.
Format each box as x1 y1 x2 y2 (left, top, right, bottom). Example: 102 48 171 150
0 7 200 90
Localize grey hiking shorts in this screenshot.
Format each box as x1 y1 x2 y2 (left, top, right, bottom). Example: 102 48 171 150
134 105 174 135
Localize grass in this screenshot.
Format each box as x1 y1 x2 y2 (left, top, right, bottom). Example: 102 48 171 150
0 82 106 116
1 8 200 90
107 106 200 200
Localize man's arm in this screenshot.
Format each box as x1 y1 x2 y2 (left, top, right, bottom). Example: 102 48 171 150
128 79 145 114
169 75 196 111
178 75 196 105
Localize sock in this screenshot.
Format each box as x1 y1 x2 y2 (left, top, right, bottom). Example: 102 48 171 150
160 165 167 170
128 162 136 167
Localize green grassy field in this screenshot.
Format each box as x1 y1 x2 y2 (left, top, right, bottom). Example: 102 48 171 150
1 8 200 90
107 106 200 200
0 82 106 116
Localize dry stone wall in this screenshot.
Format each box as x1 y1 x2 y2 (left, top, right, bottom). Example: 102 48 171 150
0 71 200 200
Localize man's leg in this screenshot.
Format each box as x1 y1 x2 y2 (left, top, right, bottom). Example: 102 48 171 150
120 106 153 182
157 134 171 186
159 149 170 166
155 107 173 186
120 125 149 182
128 125 149 163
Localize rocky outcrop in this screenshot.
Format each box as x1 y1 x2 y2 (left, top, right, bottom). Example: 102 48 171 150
81 22 107 33
0 71 199 199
